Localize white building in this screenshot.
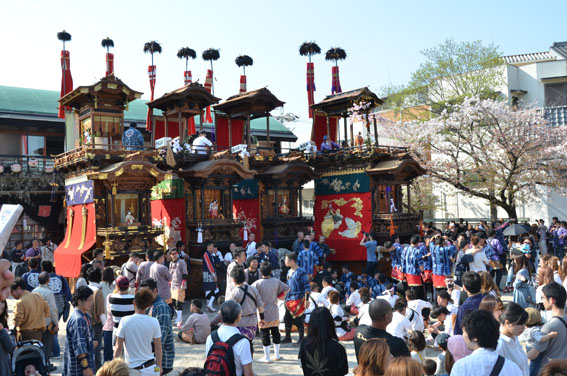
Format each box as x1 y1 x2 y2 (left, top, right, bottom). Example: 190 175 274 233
420 42 567 223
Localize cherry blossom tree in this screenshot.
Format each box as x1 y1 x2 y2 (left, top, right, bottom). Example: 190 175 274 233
381 97 567 220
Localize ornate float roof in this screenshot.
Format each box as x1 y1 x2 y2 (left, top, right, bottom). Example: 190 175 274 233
178 158 255 180
146 83 220 113
59 75 143 109
86 160 172 181
311 87 383 116
257 161 319 185
214 87 285 119
366 158 425 179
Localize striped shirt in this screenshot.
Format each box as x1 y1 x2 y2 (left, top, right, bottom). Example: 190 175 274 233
108 293 134 328
286 267 310 302
64 309 95 376
298 248 317 276
431 245 456 276
391 245 403 268
148 295 174 369
401 246 425 276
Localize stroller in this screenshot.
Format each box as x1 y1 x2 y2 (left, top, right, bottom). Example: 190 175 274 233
12 340 49 376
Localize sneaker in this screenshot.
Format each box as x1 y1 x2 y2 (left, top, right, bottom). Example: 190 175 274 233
280 337 292 344
48 364 57 372
293 339 303 347
257 358 272 364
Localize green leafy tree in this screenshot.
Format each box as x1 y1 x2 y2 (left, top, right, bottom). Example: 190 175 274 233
382 39 504 117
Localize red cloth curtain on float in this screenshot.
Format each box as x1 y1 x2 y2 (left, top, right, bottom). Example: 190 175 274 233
151 199 186 247
215 117 245 150
331 66 341 94
54 203 96 277
233 198 260 247
306 62 315 118
311 114 338 148
314 192 372 261
204 69 214 124
153 120 180 140
146 65 156 131
106 53 114 76
58 50 73 119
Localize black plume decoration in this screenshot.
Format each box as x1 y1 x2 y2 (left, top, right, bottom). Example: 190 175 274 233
325 47 347 62
235 55 253 67
101 37 114 49
202 48 220 61
299 41 321 56
57 30 71 42
143 41 162 54
177 47 196 59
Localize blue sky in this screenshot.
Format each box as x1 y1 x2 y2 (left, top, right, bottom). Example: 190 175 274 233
2 0 566 134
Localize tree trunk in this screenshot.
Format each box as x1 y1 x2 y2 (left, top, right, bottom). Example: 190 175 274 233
502 204 517 221
490 202 498 223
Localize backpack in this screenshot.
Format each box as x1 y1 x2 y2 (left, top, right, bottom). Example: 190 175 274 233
204 330 246 376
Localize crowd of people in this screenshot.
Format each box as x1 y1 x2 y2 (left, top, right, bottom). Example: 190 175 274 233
0 219 567 375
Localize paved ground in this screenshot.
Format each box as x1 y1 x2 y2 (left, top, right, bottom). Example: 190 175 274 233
7 290 514 376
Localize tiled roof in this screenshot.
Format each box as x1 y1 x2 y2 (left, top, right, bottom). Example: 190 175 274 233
551 42 567 58
503 51 556 64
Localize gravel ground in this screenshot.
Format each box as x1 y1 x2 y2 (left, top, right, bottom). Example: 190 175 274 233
6 290 514 376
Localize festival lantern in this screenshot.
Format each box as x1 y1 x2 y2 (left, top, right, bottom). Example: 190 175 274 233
143 41 162 131
202 48 220 126
57 30 73 119
299 41 321 118
235 55 253 93
177 47 197 135
101 37 114 76
325 47 347 95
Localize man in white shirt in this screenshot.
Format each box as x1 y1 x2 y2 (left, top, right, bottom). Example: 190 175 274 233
245 233 257 258
305 282 328 323
114 289 162 375
192 131 213 154
320 276 338 300
41 238 57 264
387 300 412 340
450 310 521 376
205 300 253 376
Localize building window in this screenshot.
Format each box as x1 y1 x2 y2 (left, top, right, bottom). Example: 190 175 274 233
545 83 567 107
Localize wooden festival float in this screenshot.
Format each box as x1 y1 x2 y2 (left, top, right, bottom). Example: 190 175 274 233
213 88 318 249
307 87 425 272
53 75 170 278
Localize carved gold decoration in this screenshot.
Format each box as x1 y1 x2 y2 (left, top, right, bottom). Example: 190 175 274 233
320 168 365 177
115 168 124 177
131 165 144 170
320 198 363 217
99 173 108 180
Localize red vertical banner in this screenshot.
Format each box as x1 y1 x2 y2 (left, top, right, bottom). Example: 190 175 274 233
58 50 73 119
184 70 192 85
233 198 260 246
203 69 213 124
151 198 186 248
106 53 114 76
183 71 196 136
306 62 315 118
331 66 341 94
239 75 247 93
146 65 156 131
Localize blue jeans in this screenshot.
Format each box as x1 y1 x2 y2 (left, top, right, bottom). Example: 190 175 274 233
529 352 542 376
51 334 60 357
103 330 113 362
